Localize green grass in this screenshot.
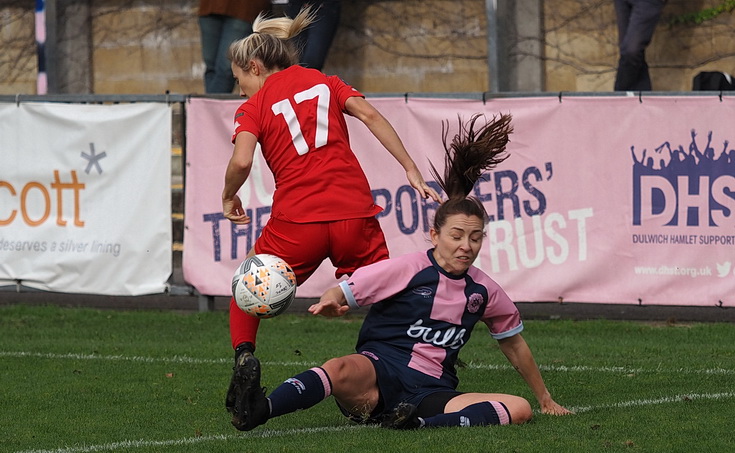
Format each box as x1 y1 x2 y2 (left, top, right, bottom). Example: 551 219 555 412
2 304 734 452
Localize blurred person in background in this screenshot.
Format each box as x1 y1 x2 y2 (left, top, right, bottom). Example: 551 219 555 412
614 0 667 91
198 0 271 93
286 0 341 70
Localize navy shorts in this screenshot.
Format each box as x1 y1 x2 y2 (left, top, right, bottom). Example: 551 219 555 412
337 349 462 423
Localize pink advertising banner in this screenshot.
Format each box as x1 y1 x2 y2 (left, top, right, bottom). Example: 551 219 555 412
184 96 735 306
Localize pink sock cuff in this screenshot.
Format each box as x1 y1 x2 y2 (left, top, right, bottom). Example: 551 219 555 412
311 367 332 398
491 401 511 425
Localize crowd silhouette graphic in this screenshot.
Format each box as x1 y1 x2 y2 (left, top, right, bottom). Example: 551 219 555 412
631 130 734 226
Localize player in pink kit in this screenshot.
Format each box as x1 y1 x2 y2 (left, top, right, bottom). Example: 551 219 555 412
232 114 573 431
222 7 440 430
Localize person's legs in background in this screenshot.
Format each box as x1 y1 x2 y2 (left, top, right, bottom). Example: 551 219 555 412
286 0 341 70
614 0 665 91
199 15 251 93
199 14 223 92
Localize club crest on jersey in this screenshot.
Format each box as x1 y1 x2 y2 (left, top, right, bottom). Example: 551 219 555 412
467 293 484 313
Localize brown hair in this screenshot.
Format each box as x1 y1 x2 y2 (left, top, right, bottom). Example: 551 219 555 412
228 7 317 72
430 113 513 231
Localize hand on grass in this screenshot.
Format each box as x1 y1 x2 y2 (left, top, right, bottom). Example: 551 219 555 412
540 398 574 416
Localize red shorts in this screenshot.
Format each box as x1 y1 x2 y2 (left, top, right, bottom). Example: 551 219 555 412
254 216 389 285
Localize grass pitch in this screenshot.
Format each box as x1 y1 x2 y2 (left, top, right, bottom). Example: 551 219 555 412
2 304 734 452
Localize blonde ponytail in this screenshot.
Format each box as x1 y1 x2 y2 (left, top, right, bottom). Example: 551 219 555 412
229 6 317 71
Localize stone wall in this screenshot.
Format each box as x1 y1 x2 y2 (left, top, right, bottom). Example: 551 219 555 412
1 0 734 95
1 3 37 94
92 2 202 94
543 0 735 92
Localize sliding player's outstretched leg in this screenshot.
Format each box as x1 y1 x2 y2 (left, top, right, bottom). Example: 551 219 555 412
381 403 424 429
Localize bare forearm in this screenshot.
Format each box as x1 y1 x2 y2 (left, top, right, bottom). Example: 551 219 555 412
500 336 551 403
514 353 552 404
223 159 250 200
365 117 417 172
499 335 573 415
345 97 417 171
345 96 439 202
223 132 256 199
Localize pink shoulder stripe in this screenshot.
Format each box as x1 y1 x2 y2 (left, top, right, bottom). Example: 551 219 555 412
345 251 432 308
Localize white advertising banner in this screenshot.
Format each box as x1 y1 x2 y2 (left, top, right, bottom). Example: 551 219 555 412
184 96 735 307
0 102 172 295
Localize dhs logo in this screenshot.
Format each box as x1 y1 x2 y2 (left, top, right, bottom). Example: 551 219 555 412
632 130 735 227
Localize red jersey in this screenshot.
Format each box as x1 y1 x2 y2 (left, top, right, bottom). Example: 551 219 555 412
232 65 383 223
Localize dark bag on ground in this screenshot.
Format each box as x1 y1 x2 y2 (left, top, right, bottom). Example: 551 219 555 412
692 71 735 91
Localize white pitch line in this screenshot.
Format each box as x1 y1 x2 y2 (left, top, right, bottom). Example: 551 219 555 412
14 392 735 453
566 391 735 414
2 351 733 376
467 362 735 376
0 351 231 365
15 425 371 453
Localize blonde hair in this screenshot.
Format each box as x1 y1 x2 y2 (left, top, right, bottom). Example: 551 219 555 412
228 7 317 71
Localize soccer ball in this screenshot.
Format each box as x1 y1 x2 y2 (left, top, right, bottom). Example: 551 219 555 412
232 254 297 318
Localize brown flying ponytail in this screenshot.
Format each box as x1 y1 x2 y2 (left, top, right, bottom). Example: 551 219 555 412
430 113 513 231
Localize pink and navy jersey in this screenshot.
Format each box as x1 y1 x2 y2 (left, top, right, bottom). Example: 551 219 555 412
232 65 382 223
339 249 523 389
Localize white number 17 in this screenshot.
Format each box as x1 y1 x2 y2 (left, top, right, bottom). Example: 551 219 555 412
271 83 330 156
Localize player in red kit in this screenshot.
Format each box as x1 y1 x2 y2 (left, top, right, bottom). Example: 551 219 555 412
221 7 440 430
